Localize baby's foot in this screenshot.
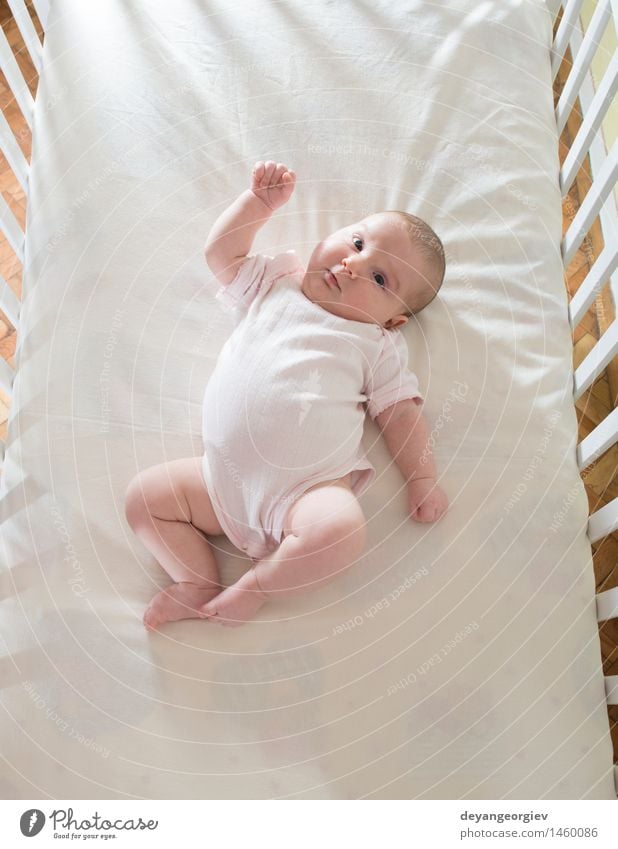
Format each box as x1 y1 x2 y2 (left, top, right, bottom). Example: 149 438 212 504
199 569 267 627
143 581 221 631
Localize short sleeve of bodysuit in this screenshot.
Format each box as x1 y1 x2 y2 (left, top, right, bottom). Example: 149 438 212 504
214 250 304 319
365 329 424 420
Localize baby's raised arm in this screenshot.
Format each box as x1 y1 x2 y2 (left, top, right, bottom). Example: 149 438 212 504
205 161 296 286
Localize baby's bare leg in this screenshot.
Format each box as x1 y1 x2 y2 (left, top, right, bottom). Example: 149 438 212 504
200 477 366 627
125 457 225 629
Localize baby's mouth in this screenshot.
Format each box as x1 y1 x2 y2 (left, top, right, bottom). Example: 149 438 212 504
325 269 340 291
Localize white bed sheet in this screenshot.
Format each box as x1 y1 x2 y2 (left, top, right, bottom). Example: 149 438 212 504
1 0 615 799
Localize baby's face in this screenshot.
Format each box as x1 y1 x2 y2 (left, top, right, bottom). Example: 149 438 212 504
301 212 428 329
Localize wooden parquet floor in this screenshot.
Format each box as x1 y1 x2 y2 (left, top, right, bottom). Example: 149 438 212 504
0 2 617 762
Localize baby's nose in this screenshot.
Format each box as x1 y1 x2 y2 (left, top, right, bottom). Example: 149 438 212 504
341 257 358 278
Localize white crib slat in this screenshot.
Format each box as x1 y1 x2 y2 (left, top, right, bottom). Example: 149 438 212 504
597 586 618 622
563 143 618 266
588 496 618 543
569 243 618 328
577 408 618 469
0 354 15 396
546 0 562 24
0 21 34 131
573 318 618 399
561 51 618 197
552 0 586 81
0 273 20 330
555 0 612 136
7 0 43 74
30 0 49 32
605 675 618 705
565 6 618 315
0 107 29 195
0 192 24 262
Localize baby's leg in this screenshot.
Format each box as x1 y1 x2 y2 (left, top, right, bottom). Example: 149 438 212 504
200 477 366 626
125 457 225 630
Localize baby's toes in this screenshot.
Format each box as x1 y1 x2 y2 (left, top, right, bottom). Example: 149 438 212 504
200 602 234 627
200 599 228 624
199 601 216 619
143 605 161 631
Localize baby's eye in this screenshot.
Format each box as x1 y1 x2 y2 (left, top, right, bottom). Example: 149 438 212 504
373 272 386 288
353 236 363 250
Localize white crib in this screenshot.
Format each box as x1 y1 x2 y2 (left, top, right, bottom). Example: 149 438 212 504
0 0 616 800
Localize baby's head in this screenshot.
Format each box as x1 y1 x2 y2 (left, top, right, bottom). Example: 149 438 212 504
301 211 445 329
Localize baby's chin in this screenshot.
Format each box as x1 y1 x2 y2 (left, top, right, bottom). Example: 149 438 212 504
300 271 379 324
300 270 334 307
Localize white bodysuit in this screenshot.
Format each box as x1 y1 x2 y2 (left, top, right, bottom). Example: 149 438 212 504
201 250 423 560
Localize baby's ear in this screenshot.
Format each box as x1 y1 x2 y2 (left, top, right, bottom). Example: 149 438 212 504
385 314 409 331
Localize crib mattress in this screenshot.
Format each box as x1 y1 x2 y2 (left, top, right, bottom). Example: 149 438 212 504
1 0 615 799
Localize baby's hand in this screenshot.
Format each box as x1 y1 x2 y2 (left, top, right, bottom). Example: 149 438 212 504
251 161 296 211
407 477 448 523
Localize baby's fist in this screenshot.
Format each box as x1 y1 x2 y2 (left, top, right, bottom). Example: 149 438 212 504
407 477 448 523
251 161 296 211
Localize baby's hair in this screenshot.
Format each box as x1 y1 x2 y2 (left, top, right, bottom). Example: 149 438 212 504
383 210 446 317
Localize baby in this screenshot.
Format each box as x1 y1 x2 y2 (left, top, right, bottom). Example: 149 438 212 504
125 160 448 629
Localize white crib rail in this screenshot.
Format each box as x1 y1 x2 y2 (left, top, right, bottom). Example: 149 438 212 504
551 2 618 548
29 0 49 32
551 0 618 789
0 1 45 463
6 0 43 74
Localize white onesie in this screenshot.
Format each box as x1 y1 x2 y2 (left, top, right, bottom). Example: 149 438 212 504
201 250 423 560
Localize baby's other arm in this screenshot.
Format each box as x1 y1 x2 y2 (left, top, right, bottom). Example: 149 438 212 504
375 399 449 523
205 161 296 286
